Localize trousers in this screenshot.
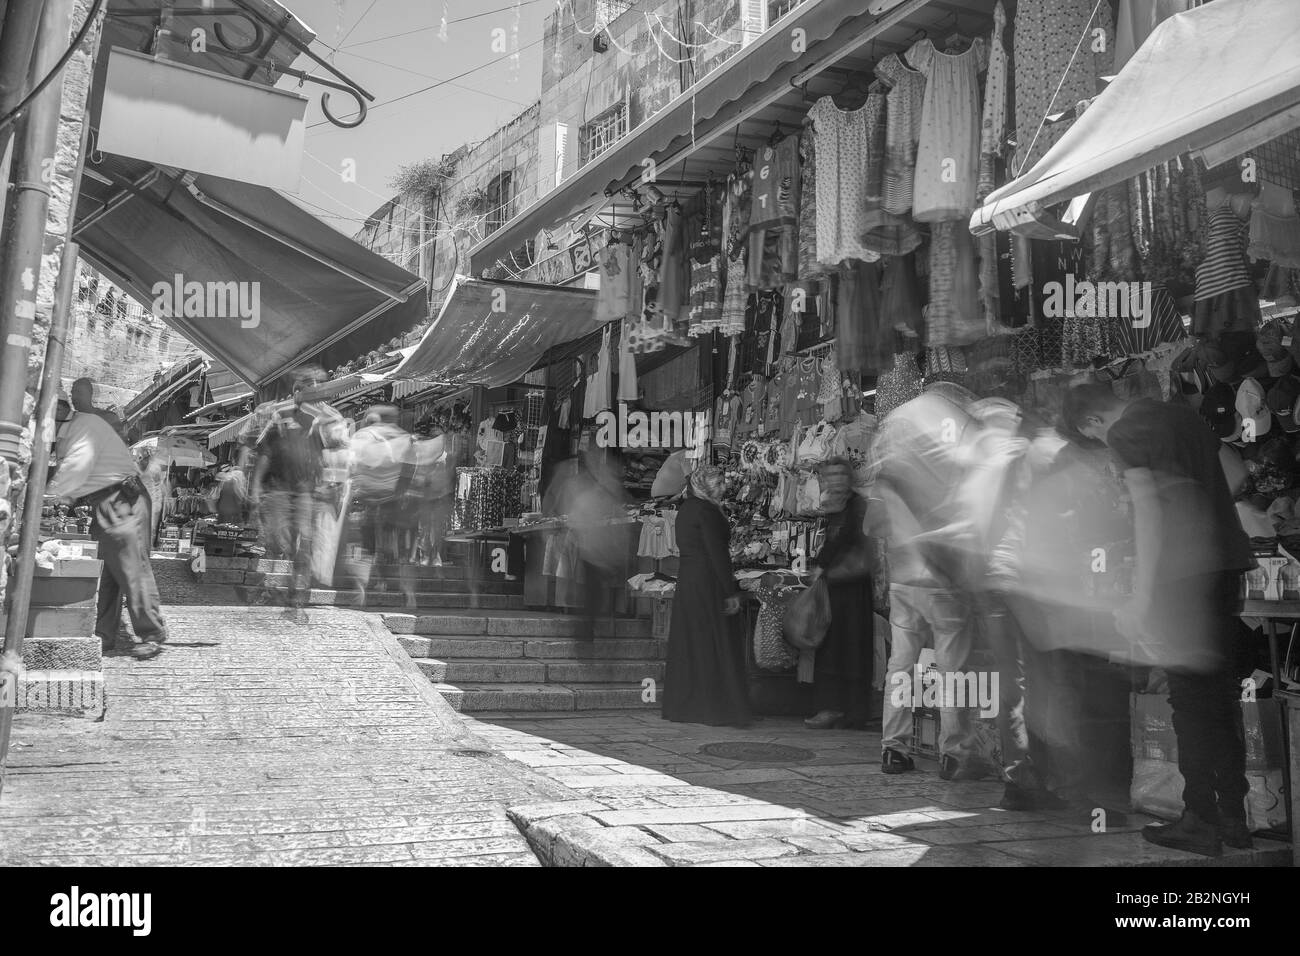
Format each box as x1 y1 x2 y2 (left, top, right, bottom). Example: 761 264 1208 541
881 583 975 758
259 488 318 604
90 486 166 642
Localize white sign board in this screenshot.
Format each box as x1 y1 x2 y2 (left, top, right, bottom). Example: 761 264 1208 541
97 47 307 192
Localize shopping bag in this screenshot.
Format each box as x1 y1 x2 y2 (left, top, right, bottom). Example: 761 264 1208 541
782 578 831 651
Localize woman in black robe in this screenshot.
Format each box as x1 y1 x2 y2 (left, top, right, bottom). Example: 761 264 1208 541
662 465 752 727
805 456 873 729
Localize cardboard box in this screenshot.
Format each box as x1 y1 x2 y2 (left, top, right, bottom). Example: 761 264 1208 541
32 558 103 578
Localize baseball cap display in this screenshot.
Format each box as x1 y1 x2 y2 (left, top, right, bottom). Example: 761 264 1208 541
1200 381 1238 439
1236 377 1272 439
1266 375 1300 433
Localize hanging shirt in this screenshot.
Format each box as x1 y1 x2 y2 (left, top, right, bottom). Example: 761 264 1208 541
595 243 633 322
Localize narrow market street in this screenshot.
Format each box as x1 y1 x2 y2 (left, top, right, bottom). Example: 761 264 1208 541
2 565 1289 867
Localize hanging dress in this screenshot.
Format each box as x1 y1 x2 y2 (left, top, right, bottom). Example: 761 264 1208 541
1012 0 1115 177
1193 201 1260 337
875 52 928 217
808 95 881 268
859 86 922 257
909 37 988 223
617 320 638 402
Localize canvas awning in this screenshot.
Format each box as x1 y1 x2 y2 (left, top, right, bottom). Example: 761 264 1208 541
74 4 422 392
970 0 1300 235
391 277 598 389
123 356 206 422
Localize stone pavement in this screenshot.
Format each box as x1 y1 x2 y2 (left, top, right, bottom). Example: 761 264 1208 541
473 711 1293 867
0 605 572 866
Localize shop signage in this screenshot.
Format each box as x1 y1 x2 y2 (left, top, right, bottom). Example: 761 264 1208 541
97 48 308 192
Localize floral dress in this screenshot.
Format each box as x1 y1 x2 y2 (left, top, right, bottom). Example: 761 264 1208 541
808 95 881 267
908 37 988 223
1012 0 1115 177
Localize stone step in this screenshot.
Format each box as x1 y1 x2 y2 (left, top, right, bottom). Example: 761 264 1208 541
14 669 105 717
415 657 666 684
432 682 662 713
198 568 520 594
233 588 525 611
396 634 667 660
385 613 652 638
20 635 102 671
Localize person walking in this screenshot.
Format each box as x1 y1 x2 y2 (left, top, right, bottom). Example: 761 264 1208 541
1063 383 1254 856
70 378 126 440
249 367 341 613
662 465 752 727
867 382 984 779
46 409 168 658
804 456 874 729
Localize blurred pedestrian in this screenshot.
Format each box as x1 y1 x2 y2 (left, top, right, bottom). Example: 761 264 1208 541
553 446 629 639
804 456 873 729
349 405 416 608
249 366 342 613
867 382 984 778
409 421 453 567
662 464 752 727
71 377 126 440
46 405 167 658
1063 383 1254 855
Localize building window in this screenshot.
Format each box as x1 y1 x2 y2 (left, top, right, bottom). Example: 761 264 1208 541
769 0 804 21
484 170 515 237
596 0 633 26
582 101 628 164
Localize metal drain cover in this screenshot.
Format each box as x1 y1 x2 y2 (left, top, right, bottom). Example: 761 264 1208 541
698 742 815 763
450 749 494 758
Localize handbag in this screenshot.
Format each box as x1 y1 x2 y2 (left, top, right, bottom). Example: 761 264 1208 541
796 421 835 464
782 578 831 651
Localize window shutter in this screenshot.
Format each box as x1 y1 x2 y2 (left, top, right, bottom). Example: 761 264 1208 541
739 0 768 47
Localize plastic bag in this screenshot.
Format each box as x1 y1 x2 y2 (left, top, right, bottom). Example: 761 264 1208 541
782 578 831 651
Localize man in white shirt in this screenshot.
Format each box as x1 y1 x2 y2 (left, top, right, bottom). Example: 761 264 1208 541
46 410 167 658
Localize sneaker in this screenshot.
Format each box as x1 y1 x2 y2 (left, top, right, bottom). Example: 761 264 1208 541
130 642 163 660
1219 818 1253 850
1141 811 1222 857
803 710 845 730
882 749 915 774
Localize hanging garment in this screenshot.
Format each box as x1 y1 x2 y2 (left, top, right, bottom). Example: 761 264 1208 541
714 392 741 451
796 123 825 279
617 320 638 402
1012 0 1115 177
735 374 765 440
747 135 801 289
658 204 687 323
582 327 613 417
976 2 1010 331
881 253 924 338
837 259 892 374
858 86 922 257
1114 0 1193 70
909 37 988 222
638 514 676 559
875 52 928 217
1250 180 1300 269
926 220 983 346
808 95 881 267
1193 201 1259 337
595 242 633 322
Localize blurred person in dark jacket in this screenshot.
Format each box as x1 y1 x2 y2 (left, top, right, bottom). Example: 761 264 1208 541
805 457 873 729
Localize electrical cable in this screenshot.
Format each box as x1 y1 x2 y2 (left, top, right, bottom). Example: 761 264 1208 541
0 0 105 134
343 0 549 49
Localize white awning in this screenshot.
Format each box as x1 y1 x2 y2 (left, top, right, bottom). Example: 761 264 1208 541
970 0 1300 235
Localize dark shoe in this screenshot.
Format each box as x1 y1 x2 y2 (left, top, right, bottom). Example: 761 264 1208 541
1142 812 1222 857
939 754 960 781
1001 782 1045 811
130 642 163 660
882 749 915 774
804 709 846 730
1219 818 1253 850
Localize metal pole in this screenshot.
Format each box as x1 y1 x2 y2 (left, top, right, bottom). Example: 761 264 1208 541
0 240 78 793
0 0 76 463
